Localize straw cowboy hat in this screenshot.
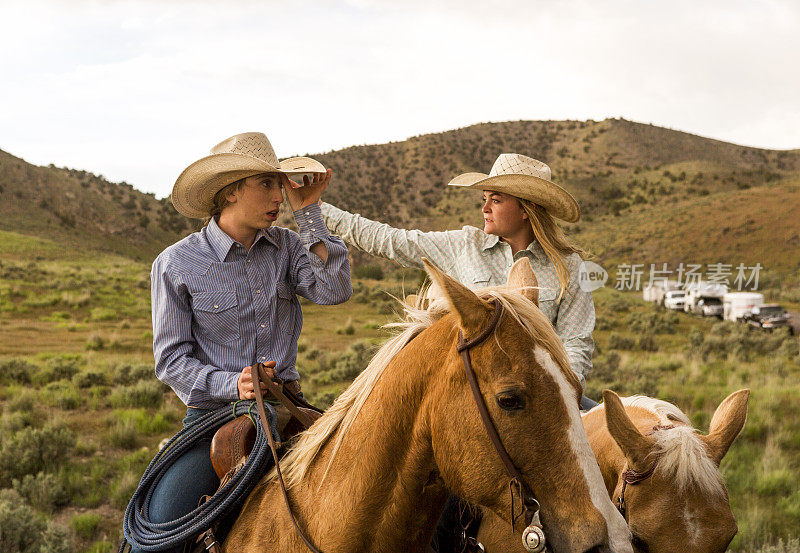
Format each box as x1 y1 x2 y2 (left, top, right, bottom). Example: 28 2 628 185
448 153 580 223
171 132 326 218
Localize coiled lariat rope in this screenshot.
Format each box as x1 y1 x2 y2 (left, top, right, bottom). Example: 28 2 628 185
119 400 279 552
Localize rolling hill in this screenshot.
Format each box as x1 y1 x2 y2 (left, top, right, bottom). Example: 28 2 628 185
2 117 799 280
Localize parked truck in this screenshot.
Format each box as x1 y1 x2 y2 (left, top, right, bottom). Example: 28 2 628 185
742 304 792 333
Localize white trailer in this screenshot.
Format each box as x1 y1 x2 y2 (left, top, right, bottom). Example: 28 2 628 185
643 280 682 304
684 282 728 313
723 292 765 322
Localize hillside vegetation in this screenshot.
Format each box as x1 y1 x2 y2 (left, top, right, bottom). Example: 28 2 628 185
0 227 799 552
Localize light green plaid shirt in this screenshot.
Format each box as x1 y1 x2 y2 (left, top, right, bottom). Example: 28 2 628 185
320 203 594 386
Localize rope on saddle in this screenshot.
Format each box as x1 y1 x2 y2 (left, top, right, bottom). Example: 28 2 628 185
119 401 280 552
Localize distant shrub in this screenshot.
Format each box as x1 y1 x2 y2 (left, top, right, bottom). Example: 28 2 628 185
73 368 109 388
108 417 138 449
32 354 83 384
625 311 677 334
0 358 35 385
61 289 91 307
8 390 36 413
89 307 118 321
38 521 74 553
114 363 153 385
312 341 375 385
109 380 164 409
111 470 140 510
86 334 106 351
636 333 659 352
113 408 172 435
0 423 76 486
12 472 69 512
608 333 635 350
353 263 384 280
71 512 102 539
0 489 44 553
43 381 81 410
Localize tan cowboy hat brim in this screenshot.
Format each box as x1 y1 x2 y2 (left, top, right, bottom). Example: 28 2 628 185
172 153 326 219
448 172 580 223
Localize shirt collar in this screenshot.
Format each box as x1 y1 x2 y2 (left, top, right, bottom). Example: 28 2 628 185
481 232 547 262
206 218 280 262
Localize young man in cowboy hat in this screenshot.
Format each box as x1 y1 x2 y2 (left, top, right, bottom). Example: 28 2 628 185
130 132 352 553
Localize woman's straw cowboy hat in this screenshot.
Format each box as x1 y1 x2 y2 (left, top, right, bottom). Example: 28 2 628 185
172 132 326 219
449 153 580 223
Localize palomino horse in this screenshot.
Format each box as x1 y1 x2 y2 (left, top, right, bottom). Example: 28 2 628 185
224 259 633 553
478 388 749 553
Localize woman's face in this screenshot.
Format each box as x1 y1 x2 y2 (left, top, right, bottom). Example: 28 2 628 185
481 191 529 237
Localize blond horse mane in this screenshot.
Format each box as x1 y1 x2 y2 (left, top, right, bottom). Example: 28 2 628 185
619 396 726 497
272 283 573 490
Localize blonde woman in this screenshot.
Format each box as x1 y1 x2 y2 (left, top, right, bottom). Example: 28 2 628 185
320 153 595 393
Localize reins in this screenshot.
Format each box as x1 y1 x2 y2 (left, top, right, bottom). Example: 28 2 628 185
457 299 546 553
252 362 325 553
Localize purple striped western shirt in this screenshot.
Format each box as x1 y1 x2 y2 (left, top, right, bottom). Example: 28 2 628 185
151 204 352 408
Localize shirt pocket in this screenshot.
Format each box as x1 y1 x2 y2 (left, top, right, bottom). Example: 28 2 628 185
192 289 240 344
469 269 491 289
537 288 559 322
275 281 296 335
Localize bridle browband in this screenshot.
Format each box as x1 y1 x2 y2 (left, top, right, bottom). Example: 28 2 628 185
251 297 547 553
458 298 546 553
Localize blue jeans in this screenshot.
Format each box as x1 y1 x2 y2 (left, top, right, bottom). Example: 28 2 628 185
129 408 220 553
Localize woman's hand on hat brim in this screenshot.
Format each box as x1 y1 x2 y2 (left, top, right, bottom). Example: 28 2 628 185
281 169 332 211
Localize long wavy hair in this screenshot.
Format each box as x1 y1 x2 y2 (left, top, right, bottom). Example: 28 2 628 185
519 200 589 300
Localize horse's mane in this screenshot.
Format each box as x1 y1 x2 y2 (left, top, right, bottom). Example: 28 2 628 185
272 284 572 489
620 396 725 497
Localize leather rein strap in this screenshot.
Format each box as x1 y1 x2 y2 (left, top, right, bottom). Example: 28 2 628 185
252 363 324 553
458 299 541 531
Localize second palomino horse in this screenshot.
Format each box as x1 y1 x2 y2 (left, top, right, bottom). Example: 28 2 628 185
479 388 749 553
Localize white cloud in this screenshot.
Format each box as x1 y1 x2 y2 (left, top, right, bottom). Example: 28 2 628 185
1 0 798 198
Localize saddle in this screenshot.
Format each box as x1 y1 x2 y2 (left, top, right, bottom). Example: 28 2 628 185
209 368 323 480
190 365 323 553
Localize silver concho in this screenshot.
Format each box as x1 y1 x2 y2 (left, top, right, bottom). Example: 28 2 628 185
521 524 546 553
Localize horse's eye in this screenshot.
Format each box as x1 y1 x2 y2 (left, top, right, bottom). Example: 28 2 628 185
631 535 650 553
496 393 525 411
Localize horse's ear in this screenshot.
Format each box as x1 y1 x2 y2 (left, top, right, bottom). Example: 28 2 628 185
507 258 539 306
603 390 655 471
699 389 750 466
422 258 491 331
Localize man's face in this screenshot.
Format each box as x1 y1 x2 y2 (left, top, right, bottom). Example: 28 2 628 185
224 173 284 231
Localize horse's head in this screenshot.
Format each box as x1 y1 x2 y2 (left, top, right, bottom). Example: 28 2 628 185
422 259 632 553
603 389 749 553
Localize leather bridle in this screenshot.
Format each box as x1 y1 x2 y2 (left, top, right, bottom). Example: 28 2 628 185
615 425 670 519
458 299 546 553
251 298 546 553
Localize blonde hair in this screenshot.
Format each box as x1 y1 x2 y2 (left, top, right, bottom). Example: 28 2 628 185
519 200 589 301
202 178 247 226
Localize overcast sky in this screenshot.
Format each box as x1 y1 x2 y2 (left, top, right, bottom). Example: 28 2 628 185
1 0 798 198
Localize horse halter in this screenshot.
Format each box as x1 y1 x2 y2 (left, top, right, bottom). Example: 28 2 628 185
458 298 546 553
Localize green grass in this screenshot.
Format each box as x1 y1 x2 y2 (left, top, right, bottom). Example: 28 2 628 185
0 227 798 551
